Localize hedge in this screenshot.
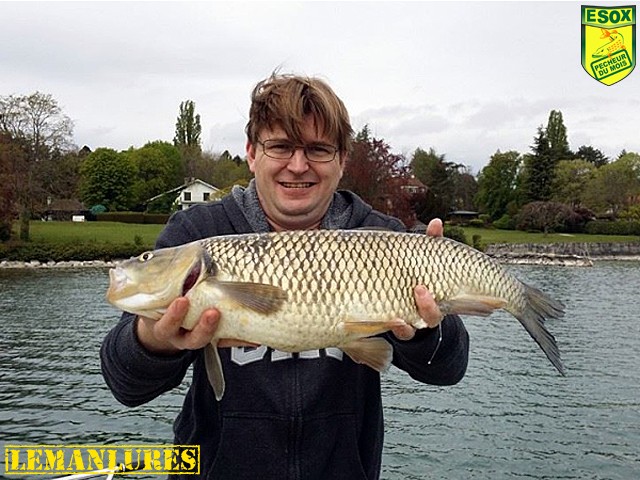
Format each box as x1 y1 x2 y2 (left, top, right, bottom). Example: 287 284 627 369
584 220 640 236
95 212 170 224
0 242 147 263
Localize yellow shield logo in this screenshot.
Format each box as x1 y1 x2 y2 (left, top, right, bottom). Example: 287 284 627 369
581 5 636 85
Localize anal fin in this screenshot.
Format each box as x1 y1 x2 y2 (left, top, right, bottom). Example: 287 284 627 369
342 337 393 372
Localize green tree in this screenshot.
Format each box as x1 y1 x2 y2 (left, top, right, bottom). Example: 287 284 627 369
174 100 202 178
546 110 572 161
411 147 462 221
521 126 553 202
209 152 252 190
582 154 640 216
551 159 596 207
80 148 135 211
126 141 184 209
475 150 521 221
575 145 608 167
0 92 74 240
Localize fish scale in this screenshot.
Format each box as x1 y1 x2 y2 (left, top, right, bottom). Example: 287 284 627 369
106 229 565 400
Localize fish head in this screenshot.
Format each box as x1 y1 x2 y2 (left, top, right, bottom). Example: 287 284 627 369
106 241 210 320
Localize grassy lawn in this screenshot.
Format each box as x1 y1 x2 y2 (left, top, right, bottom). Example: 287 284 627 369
23 221 164 246
15 221 640 246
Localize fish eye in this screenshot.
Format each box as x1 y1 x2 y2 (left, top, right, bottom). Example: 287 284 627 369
139 251 154 262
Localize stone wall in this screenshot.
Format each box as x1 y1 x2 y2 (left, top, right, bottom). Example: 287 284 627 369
485 242 640 262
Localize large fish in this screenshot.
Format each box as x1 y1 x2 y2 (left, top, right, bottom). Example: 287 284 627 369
106 229 565 400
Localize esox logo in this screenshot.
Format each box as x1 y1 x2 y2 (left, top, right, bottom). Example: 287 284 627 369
581 5 636 85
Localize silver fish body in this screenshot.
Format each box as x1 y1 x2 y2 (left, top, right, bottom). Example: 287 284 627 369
107 229 565 400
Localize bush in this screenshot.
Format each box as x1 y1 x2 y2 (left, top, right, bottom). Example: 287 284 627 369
493 214 515 230
444 225 468 245
0 242 147 262
584 220 640 236
468 218 485 228
95 212 170 224
0 222 11 242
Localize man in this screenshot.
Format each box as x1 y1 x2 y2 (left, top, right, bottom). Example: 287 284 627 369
101 73 469 479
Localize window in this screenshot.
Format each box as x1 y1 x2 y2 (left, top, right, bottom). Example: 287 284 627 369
203 193 210 201
183 192 191 201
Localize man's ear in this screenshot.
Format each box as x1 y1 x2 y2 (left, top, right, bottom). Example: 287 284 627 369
246 140 257 172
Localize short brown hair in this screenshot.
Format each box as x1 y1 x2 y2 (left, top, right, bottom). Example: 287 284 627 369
245 73 353 154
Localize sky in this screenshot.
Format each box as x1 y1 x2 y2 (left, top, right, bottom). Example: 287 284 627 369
1 1 638 174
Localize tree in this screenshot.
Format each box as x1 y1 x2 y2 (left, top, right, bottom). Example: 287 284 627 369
411 147 461 221
0 133 24 240
79 148 135 211
582 154 640 217
517 201 576 234
520 126 553 202
475 150 521 221
340 126 415 226
546 110 572 161
551 159 596 207
0 92 74 240
209 151 252 190
575 145 608 167
126 141 184 209
174 100 202 178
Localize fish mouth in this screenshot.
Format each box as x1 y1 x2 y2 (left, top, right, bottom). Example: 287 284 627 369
182 261 202 296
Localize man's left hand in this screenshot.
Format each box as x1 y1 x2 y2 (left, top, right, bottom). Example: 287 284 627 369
391 218 445 341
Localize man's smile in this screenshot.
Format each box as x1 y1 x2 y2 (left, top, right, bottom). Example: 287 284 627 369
279 182 316 189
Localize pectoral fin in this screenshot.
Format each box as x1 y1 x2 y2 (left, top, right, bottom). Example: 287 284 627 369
204 343 225 401
342 337 393 372
206 279 287 315
440 293 508 317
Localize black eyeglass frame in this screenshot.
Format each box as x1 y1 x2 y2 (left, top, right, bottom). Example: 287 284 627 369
256 139 340 163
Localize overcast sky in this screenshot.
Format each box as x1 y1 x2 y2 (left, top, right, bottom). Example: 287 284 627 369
1 1 638 174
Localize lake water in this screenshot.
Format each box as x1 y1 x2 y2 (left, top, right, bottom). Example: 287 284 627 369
1 262 639 479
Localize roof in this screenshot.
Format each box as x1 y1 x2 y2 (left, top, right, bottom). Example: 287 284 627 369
146 178 220 203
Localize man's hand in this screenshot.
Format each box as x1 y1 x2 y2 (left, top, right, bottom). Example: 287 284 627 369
135 297 256 355
390 218 445 341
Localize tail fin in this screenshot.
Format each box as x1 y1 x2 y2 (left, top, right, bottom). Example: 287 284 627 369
514 283 566 375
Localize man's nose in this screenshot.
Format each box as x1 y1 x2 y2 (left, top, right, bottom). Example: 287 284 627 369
286 148 310 173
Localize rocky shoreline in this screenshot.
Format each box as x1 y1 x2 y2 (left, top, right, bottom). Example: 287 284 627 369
2 241 639 269
0 259 116 269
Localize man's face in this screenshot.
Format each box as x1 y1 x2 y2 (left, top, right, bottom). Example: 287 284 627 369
246 116 345 231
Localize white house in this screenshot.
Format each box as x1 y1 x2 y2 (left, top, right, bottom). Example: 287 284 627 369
146 178 222 211
175 178 222 210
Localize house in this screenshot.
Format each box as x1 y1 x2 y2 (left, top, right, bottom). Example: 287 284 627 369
44 198 88 221
146 178 222 211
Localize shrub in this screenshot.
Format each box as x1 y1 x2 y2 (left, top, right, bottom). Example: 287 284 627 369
493 214 515 230
0 242 147 262
96 212 170 224
444 225 468 245
584 220 640 236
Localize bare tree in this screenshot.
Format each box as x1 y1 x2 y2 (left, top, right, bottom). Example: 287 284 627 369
0 92 73 240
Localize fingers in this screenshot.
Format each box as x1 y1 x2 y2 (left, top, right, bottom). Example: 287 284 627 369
136 297 221 354
426 218 444 237
391 322 416 341
414 285 444 329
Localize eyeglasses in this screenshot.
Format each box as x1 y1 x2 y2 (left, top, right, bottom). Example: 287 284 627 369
257 139 339 163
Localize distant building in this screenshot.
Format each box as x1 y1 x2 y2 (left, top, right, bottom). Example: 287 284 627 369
44 198 87 221
146 178 222 211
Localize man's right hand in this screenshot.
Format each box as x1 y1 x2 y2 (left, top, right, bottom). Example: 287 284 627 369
135 297 256 355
